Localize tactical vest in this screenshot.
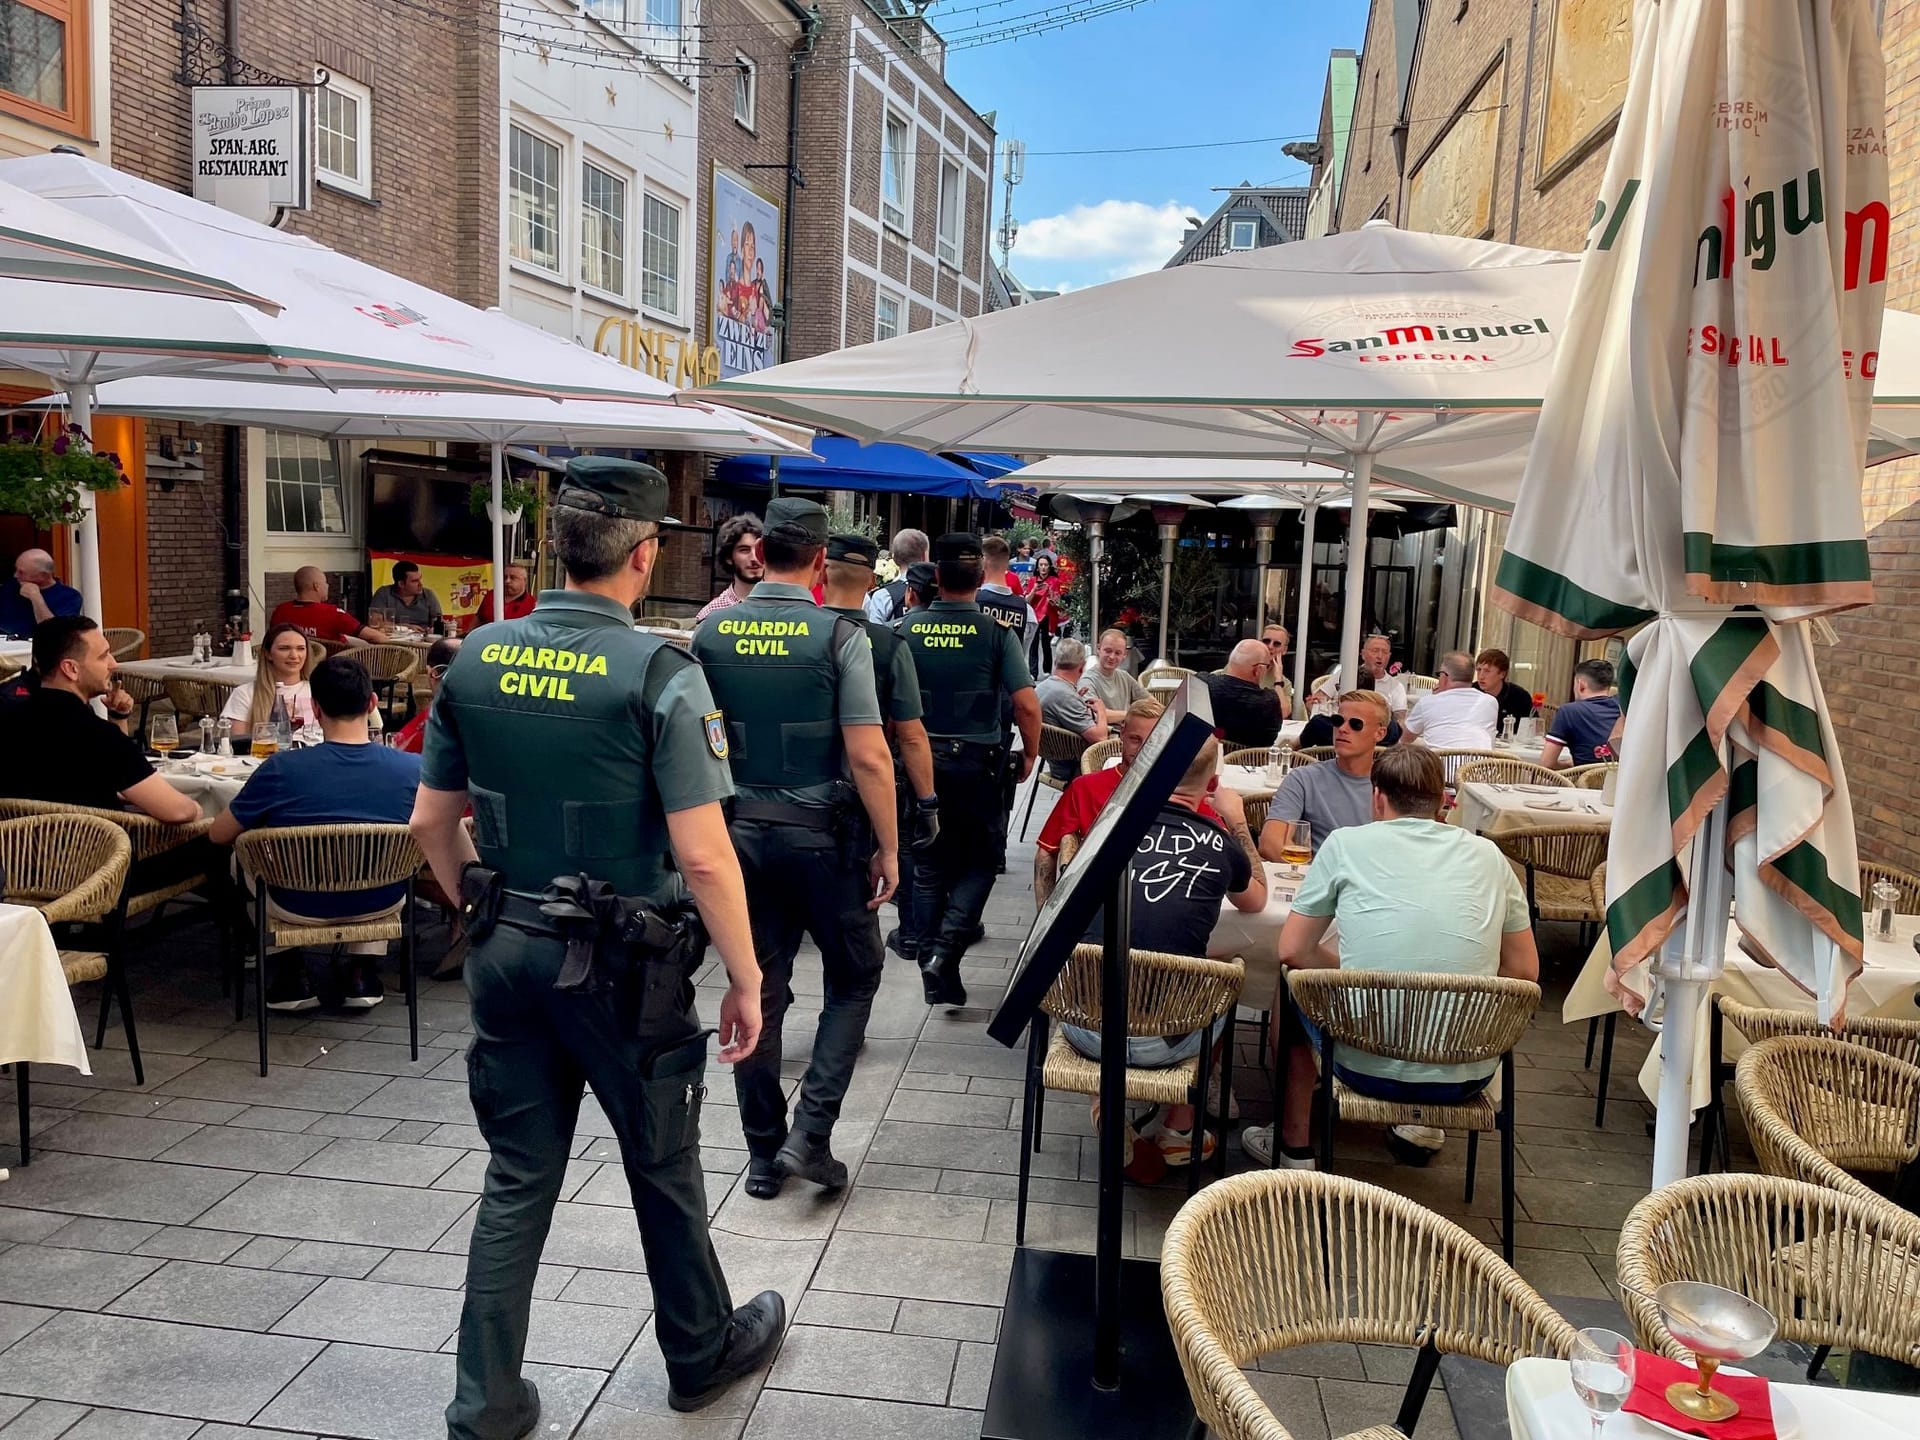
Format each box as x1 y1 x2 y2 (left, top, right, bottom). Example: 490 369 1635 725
691 596 850 789
829 605 903 720
974 587 1026 633
903 604 1004 742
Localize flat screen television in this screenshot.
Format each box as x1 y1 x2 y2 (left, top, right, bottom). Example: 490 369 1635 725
366 461 491 559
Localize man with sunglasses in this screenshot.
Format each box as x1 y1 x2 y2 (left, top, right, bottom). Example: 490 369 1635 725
392 635 461 755
1203 639 1284 749
1260 689 1389 857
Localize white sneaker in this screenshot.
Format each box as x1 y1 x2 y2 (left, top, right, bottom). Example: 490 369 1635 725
1240 1125 1316 1170
1391 1124 1446 1151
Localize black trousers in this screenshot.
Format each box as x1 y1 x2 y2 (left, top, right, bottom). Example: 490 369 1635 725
448 925 731 1440
911 747 1005 960
730 818 884 1159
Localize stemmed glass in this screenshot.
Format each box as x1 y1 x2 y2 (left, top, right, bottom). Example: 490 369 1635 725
1569 1326 1636 1440
148 711 179 760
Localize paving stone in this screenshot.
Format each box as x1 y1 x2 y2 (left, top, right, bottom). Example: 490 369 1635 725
129 1229 251 1264
517 1298 649 1370
60 1413 202 1440
572 1405 744 1440
836 1188 990 1242
152 1129 332 1175
849 1163 940 1192
41 1219 164 1255
1320 1377 1460 1440
1512 1247 1614 1302
106 1260 320 1332
0 1211 71 1244
149 1100 246 1126
1240 1371 1329 1440
347 1079 474 1125
598 1318 761 1419
894 1299 999 1343
814 1231 1014 1306
866 1120 1080 1179
269 1241 390 1279
153 1061 384 1115
554 1269 657 1311
984 1198 1108 1253
433 1200 647 1272
883 1088 1015 1129
290 1139 464 1188
272 1277 462 1351
33 1114 205 1162
893 1072 969 1094
253 1344 605 1440
0 1399 90 1439
740 1390 983 1440
223 1109 323 1135
189 1428 317 1440
366 1251 470 1290
0 1312 323 1424
906 1042 1029 1082
768 1324 956 1405
794 1291 898 1333
0 1246 162 1310
188 1034 335 1070
190 1174 472 1250
1255 1342 1368 1380
948 1340 994 1409
0 1302 57 1352
52 1051 201 1093
223 1237 296 1270
380 1121 439 1146
419 1122 488 1151
299 1113 396 1141
304 1041 446 1079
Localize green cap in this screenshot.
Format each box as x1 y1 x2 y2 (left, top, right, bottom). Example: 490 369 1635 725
933 531 983 564
553 455 679 525
826 532 879 566
765 496 830 544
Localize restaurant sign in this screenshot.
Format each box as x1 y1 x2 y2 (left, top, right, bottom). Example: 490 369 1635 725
191 86 311 223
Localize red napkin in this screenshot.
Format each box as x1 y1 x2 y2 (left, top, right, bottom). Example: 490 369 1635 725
1622 1349 1775 1439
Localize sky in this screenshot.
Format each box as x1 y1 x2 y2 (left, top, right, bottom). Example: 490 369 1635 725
942 0 1374 294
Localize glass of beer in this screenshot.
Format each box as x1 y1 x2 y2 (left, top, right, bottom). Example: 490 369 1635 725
149 712 178 759
250 733 278 761
1279 820 1313 870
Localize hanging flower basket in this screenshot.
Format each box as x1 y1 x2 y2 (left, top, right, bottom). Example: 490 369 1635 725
469 476 539 530
0 425 127 527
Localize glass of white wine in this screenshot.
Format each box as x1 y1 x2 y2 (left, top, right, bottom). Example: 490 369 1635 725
148 711 179 760
1570 1326 1636 1440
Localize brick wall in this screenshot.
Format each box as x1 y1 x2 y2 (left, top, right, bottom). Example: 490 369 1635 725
1334 0 1404 230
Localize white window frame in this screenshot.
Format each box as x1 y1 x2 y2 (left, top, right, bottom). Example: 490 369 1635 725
936 157 962 267
640 190 682 320
876 290 902 342
262 432 350 537
1227 217 1258 250
882 109 912 235
508 121 565 278
580 159 628 300
315 72 373 199
732 54 756 131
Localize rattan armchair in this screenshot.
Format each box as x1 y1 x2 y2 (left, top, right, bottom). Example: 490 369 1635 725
1242 796 1270 835
1861 859 1920 915
103 627 146 661
162 675 235 725
1018 724 1093 840
1430 749 1500 787
1564 763 1616 790
1080 737 1122 775
1617 1173 1920 1369
1 815 135 1162
1284 970 1540 1261
1735 1036 1920 1201
1144 663 1195 686
0 797 217 925
233 823 424 1075
1453 758 1569 789
1291 746 1333 765
117 673 170 734
1162 1172 1577 1440
1017 943 1244 1234
342 644 423 722
1223 747 1272 769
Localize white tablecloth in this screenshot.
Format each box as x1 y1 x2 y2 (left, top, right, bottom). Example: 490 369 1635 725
1506 1356 1920 1440
117 655 255 687
0 902 90 1072
159 753 264 820
1218 764 1279 800
1455 782 1611 838
1209 861 1301 1007
0 639 31 662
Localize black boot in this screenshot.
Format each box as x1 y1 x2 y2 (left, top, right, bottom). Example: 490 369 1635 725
919 952 967 1008
885 927 918 963
743 1154 783 1200
775 1129 849 1190
667 1290 787 1413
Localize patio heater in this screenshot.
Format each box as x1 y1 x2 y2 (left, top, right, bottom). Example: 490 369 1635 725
1150 501 1189 663
1044 494 1131 637
1217 498 1285 633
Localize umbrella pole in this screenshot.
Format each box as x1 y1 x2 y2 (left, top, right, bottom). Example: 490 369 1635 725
1337 452 1375 691
489 441 507 625
69 381 103 623
1651 791 1734 1188
1293 499 1318 707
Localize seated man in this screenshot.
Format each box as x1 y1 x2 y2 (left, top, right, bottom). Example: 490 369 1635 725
1403 650 1498 749
1034 697 1164 904
1310 633 1410 726
393 636 461 754
1035 637 1105 781
1204 639 1283 749
210 656 422 1012
1084 628 1148 723
1260 690 1386 856
1474 647 1535 731
1541 658 1621 767
271 565 391 647
1261 624 1297 720
0 549 83 639
1063 735 1265 1169
368 559 444 630
1242 746 1537 1169
0 616 200 825
474 560 535 624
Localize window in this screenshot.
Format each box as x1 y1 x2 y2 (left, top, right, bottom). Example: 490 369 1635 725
646 0 680 34
263 432 347 536
1227 218 1258 250
641 192 681 316
581 162 627 296
0 0 86 132
876 291 902 342
509 124 563 274
882 110 911 233
936 158 961 266
733 55 756 129
315 74 372 198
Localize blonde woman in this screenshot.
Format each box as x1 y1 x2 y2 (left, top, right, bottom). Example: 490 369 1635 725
221 623 322 745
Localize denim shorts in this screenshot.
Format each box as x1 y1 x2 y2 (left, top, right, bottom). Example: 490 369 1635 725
1297 1015 1492 1105
1061 1014 1225 1069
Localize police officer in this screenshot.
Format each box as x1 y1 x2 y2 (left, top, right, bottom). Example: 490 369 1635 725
691 500 902 1201
822 533 939 966
900 533 1041 1006
410 457 783 1436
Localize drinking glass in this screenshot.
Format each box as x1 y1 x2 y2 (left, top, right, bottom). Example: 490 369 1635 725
1569 1326 1636 1440
1279 820 1312 869
148 711 179 758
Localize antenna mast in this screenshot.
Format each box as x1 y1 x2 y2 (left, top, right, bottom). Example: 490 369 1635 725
997 138 1025 271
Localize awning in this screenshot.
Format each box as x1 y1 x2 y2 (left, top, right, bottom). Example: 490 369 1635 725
714 434 1003 501
949 451 1027 478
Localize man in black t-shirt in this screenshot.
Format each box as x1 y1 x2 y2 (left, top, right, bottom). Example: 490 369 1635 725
1474 648 1535 731
1203 640 1284 748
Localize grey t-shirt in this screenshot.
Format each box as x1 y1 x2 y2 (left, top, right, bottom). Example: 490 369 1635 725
370 584 443 628
1269 760 1374 852
1036 674 1096 779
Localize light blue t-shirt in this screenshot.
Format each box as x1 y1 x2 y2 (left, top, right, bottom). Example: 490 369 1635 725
1291 817 1530 1085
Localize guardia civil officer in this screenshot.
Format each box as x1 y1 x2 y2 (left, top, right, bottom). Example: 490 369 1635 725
691 501 902 1200
410 457 783 1437
900 533 1041 1006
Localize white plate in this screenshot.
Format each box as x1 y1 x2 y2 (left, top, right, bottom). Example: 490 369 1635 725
1629 1386 1797 1440
1525 799 1570 811
1516 784 1562 794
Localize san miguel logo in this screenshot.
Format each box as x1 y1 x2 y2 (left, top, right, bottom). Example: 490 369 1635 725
1287 316 1551 363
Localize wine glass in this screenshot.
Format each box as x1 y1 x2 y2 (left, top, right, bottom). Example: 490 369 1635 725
1569 1326 1635 1440
1279 820 1312 871
148 711 179 759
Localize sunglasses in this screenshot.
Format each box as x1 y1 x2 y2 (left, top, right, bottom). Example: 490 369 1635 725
1337 715 1371 731
1264 638 1286 648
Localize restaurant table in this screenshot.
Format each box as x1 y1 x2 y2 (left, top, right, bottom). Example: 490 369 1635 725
160 752 264 820
1506 1355 1920 1440
1490 736 1549 767
1562 912 1920 1109
116 654 256 687
0 639 31 663
0 901 91 1074
1208 860 1303 1007
1454 781 1611 839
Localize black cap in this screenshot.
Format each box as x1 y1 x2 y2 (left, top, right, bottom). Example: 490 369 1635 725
934 532 983 563
826 532 879 566
764 496 830 544
904 561 938 595
553 456 679 525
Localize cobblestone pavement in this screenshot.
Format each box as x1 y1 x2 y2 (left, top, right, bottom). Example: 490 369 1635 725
0 790 1672 1439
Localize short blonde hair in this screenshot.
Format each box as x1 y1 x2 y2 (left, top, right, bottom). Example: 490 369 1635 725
1098 627 1130 648
1179 735 1221 790
1339 689 1391 726
1124 697 1164 724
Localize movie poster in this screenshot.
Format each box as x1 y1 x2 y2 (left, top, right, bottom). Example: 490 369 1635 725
710 165 781 378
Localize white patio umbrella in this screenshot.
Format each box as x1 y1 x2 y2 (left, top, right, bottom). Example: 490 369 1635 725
1491 0 1883 1188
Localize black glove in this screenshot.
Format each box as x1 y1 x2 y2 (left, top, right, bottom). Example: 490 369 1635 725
908 795 941 851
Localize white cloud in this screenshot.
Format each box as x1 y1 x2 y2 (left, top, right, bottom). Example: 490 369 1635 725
1015 199 1194 279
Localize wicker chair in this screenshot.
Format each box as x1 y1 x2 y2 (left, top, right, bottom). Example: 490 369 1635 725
1735 1036 1920 1201
1861 859 1920 915
103 627 146 661
1291 746 1333 765
162 675 235 725
1143 663 1195 686
1080 737 1122 775
1162 1172 1577 1440
233 824 425 1075
1017 943 1244 1234
1242 796 1270 835
117 673 171 734
342 643 422 721
1564 763 1616 790
1284 970 1540 1261
0 797 217 927
1453 758 1569 789
1497 827 1610 1119
1223 747 1272 769
0 654 22 684
1 815 135 1162
1431 749 1501 787
1018 724 1092 840
1617 1173 1920 1370
1309 673 1334 698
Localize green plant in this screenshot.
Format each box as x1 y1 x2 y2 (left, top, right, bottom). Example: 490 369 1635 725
826 499 886 543
1006 516 1047 550
0 425 127 527
469 475 540 523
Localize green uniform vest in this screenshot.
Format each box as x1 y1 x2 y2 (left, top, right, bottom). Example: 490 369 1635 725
902 602 1005 742
833 606 904 720
691 595 848 790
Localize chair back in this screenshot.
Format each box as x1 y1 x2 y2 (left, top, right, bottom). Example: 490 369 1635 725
103 627 146 661
163 676 234 724
0 814 130 924
1043 942 1243 1040
1735 1036 1920 1196
1716 995 1920 1068
1309 673 1334 697
343 644 421 681
1291 746 1333 765
1861 859 1920 914
0 796 209 865
1161 1172 1576 1440
1617 1173 1920 1364
1222 747 1273 769
1431 749 1500 786
1037 723 1090 771
1080 737 1121 775
1565 763 1616 790
1143 662 1194 683
234 823 424 896
1494 826 1609 884
0 655 21 683
1288 970 1540 1068
1454 758 1569 789
1242 796 1270 835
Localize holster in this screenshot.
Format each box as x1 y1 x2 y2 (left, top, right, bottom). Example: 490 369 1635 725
458 862 504 944
539 872 708 1035
830 779 873 871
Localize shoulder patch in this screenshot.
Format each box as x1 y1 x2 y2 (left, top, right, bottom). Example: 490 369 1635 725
703 711 729 759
